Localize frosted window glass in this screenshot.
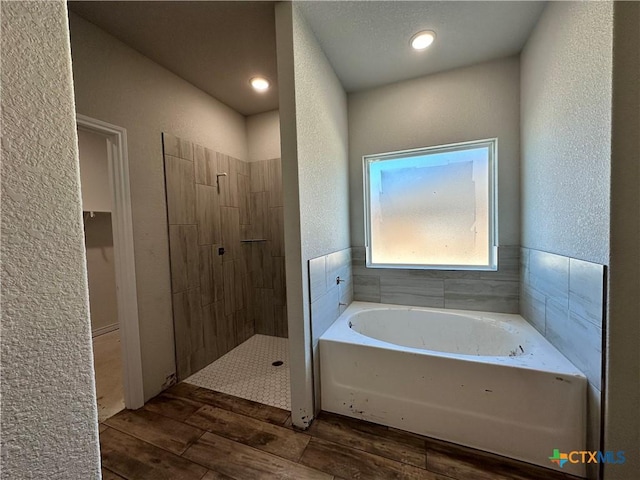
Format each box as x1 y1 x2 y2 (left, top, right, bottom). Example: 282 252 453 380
365 140 496 269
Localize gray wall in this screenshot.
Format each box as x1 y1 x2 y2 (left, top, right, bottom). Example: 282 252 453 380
84 213 119 334
247 110 281 162
69 12 248 400
78 128 111 212
275 2 351 428
348 56 521 247
78 129 119 334
348 57 521 313
1 1 101 477
606 2 640 479
520 2 612 266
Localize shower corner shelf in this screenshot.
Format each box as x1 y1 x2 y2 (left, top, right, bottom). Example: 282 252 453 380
240 239 267 243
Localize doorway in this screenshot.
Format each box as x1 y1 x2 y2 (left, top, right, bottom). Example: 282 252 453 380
77 115 144 414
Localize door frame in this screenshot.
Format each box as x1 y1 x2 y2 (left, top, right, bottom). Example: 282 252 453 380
77 114 144 409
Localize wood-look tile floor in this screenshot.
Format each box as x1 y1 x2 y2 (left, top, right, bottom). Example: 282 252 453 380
93 329 125 422
100 382 581 480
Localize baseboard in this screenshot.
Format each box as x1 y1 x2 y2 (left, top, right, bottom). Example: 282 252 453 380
92 323 119 338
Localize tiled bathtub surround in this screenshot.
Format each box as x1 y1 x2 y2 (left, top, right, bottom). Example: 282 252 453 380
309 248 354 342
308 248 353 410
351 246 519 313
520 247 605 472
521 249 604 389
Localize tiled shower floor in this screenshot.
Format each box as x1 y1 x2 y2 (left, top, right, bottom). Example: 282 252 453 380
185 334 290 410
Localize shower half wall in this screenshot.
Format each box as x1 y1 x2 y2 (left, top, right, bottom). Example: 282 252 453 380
162 132 287 380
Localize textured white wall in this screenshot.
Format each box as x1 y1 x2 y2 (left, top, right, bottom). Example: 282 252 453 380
348 56 520 248
275 2 310 426
69 13 248 400
294 3 350 422
1 2 101 478
293 7 350 261
521 2 612 265
275 3 350 428
84 213 119 333
247 110 281 162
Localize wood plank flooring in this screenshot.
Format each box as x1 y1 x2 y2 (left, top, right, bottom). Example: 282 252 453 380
93 330 125 422
100 382 582 480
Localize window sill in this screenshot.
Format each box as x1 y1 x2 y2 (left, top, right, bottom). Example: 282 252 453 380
365 263 498 272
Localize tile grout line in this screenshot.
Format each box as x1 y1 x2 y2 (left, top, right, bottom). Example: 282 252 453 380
303 433 434 474
424 439 431 473
170 384 292 421
104 414 206 458
101 421 168 455
180 429 322 476
140 400 205 423
184 404 297 442
102 465 129 480
281 414 292 428
196 469 210 480
295 436 313 464
168 400 325 475
181 413 211 458
101 426 192 466
305 416 431 470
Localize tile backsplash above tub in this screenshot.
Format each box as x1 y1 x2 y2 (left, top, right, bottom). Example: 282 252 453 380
520 246 605 475
351 246 519 314
309 248 353 345
308 247 353 412
520 247 605 389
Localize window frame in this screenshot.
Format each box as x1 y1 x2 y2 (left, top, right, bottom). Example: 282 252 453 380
363 138 498 271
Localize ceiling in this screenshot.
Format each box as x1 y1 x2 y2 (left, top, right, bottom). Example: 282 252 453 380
299 1 546 92
69 1 546 115
69 1 279 116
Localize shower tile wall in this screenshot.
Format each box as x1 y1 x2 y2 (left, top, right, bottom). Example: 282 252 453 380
247 158 287 338
163 133 286 381
351 245 519 313
520 247 605 473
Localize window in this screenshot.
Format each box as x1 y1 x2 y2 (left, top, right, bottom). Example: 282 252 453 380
364 139 497 270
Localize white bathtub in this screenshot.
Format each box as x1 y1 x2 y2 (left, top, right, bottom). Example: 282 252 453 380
319 302 587 476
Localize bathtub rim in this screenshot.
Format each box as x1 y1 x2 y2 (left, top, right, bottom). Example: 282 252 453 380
321 301 586 379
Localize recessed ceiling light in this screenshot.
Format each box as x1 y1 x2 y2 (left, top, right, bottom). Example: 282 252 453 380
250 76 270 92
410 30 436 50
